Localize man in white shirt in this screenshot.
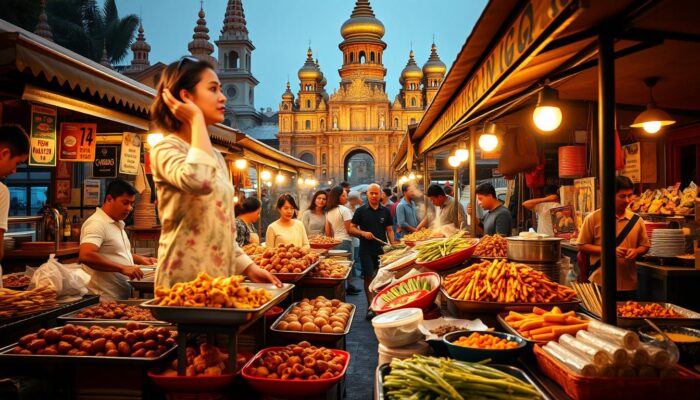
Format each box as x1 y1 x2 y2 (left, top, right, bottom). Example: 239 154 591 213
523 186 562 236
0 126 30 287
80 179 157 300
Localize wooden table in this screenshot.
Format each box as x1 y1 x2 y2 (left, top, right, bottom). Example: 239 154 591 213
2 242 81 272
637 261 700 310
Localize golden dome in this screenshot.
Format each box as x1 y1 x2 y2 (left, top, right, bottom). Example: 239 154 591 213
340 0 384 40
401 50 423 81
298 48 322 80
422 42 446 75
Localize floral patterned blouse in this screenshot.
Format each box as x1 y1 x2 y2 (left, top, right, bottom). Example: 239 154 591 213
151 135 253 288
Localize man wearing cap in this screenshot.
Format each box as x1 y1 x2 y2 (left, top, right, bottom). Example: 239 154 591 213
349 184 396 319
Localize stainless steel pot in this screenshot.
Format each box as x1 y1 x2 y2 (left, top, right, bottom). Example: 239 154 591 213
506 236 562 263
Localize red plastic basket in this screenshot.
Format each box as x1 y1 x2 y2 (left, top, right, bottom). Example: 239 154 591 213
370 272 441 314
415 241 478 271
533 344 700 400
241 347 350 399
148 371 237 393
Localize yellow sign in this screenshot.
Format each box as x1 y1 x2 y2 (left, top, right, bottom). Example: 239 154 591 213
29 104 57 166
419 0 582 154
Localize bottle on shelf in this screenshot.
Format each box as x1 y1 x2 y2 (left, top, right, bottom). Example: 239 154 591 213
71 215 81 241
63 215 72 242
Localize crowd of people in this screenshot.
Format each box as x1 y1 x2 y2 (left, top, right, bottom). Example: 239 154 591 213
0 56 654 314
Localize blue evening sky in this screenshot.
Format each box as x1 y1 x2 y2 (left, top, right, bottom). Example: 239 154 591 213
117 0 487 109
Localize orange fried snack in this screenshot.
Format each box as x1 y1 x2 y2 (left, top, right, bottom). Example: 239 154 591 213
154 272 272 309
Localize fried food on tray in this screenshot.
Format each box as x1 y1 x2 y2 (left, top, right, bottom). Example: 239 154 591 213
154 272 272 309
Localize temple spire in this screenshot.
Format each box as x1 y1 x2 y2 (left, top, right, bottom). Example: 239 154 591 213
221 0 248 40
188 2 217 66
34 0 53 41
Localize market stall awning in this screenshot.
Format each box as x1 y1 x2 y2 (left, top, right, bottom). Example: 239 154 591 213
0 20 155 115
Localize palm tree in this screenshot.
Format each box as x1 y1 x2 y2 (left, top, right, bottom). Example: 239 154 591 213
0 0 139 65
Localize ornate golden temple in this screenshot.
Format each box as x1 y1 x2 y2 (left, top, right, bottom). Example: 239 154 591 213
277 0 446 186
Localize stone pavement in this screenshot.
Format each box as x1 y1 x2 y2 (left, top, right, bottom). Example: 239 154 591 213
343 277 379 400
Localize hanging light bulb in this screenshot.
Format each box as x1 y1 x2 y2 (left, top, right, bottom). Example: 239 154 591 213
630 77 676 134
532 85 562 132
408 172 416 181
260 170 272 181
455 143 470 162
233 196 239 204
146 132 163 147
298 177 305 185
448 155 461 168
276 173 285 184
479 122 500 152
234 159 247 170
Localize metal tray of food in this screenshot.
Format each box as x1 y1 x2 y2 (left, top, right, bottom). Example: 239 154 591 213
375 362 551 400
1 272 31 290
141 282 294 326
299 265 352 287
270 260 317 283
269 301 356 343
615 302 700 328
57 299 168 324
0 321 177 365
441 287 580 314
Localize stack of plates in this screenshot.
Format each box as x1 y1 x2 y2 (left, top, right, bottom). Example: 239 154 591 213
648 229 685 257
644 221 669 238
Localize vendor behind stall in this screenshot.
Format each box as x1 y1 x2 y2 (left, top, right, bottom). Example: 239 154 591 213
0 125 30 287
79 179 157 300
577 175 650 297
395 183 419 239
418 184 468 232
235 197 261 246
469 182 512 236
266 193 310 249
522 185 562 236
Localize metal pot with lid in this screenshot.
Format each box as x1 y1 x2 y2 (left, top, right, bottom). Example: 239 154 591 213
506 236 562 263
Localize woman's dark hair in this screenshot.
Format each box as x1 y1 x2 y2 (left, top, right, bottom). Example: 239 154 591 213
235 197 261 216
150 57 215 132
308 190 327 212
276 193 299 210
326 186 345 211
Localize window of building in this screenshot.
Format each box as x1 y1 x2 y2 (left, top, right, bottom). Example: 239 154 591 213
410 118 416 124
394 118 399 128
321 153 326 164
294 121 298 130
306 100 311 109
249 88 254 105
300 152 315 165
282 104 289 111
6 166 51 216
359 51 366 64
228 50 239 69
226 85 237 98
349 52 354 63
305 120 311 129
410 83 415 90
411 98 416 107
320 119 325 130
370 52 375 63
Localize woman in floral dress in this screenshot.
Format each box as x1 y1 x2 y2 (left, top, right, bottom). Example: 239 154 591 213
150 56 280 288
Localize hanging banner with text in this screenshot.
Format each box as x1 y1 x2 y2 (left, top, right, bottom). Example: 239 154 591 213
59 123 97 161
29 104 57 166
119 132 141 175
93 145 119 178
83 179 101 206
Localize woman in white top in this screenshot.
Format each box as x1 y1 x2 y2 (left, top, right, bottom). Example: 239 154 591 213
301 190 327 236
325 186 361 294
149 56 279 288
266 194 310 249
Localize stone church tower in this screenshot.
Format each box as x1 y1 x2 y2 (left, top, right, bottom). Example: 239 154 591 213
215 0 261 130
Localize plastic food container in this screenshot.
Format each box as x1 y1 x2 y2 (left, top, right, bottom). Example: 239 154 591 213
370 272 441 315
372 308 424 347
377 340 430 367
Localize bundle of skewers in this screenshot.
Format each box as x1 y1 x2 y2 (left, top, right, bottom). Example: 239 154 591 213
572 282 602 317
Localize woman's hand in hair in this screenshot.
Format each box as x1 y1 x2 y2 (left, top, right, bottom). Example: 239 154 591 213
161 88 203 126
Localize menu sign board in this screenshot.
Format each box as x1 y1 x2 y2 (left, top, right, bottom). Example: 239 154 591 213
83 179 101 206
550 205 575 238
93 145 118 178
29 104 57 166
119 132 141 175
59 123 97 161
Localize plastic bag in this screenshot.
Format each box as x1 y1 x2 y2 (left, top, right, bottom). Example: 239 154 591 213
29 255 91 298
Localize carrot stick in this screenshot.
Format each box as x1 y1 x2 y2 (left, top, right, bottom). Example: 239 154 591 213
551 322 589 336
543 314 567 323
533 306 548 315
530 326 554 335
532 333 556 341
520 319 544 331
565 316 587 324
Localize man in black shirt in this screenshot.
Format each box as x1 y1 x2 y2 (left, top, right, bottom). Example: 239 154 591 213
350 183 396 319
